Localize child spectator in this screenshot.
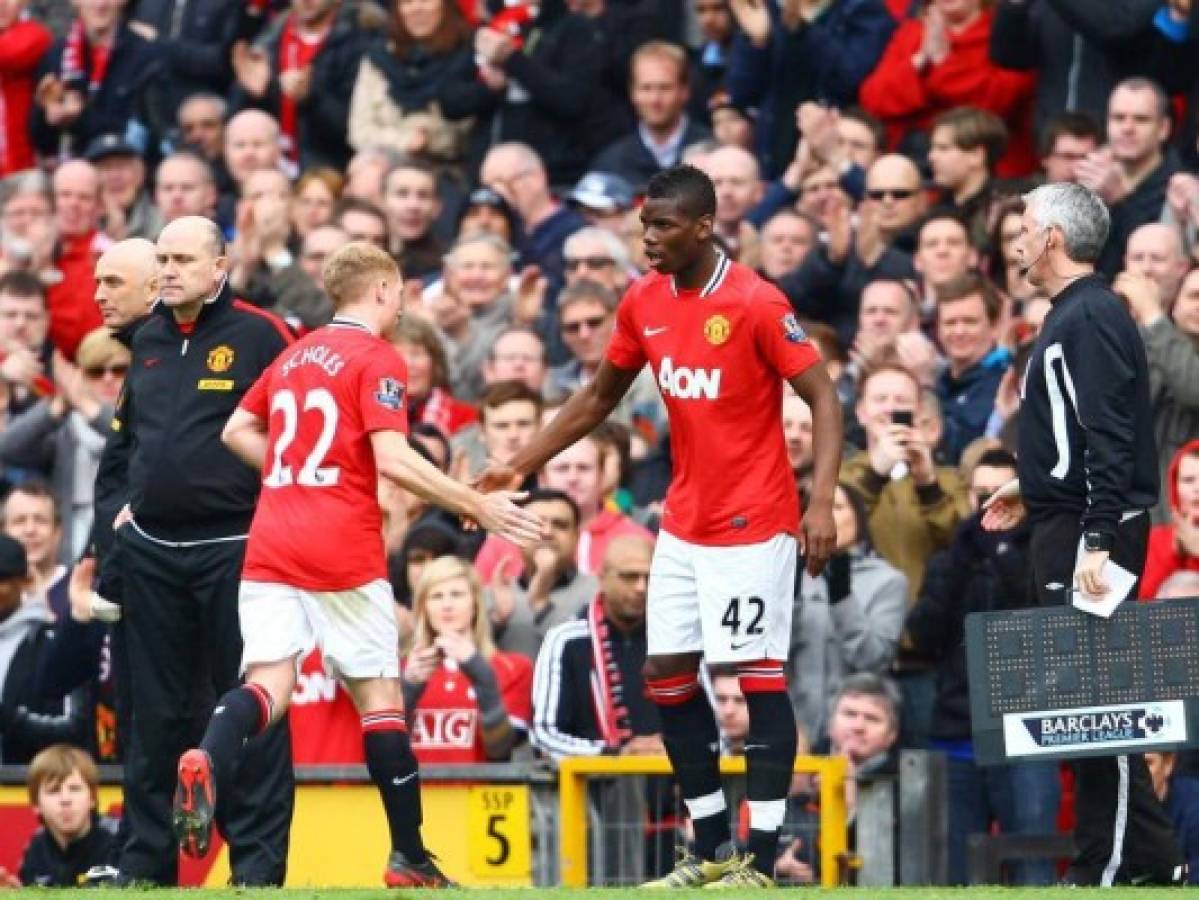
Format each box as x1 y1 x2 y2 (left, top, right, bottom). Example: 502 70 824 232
11 744 118 886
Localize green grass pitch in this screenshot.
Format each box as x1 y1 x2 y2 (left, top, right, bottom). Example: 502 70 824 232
47 889 1190 898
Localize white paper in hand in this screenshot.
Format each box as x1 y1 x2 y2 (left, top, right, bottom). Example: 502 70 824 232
1071 540 1138 618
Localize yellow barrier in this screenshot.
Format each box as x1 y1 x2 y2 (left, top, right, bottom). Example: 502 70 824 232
556 755 848 888
0 782 533 887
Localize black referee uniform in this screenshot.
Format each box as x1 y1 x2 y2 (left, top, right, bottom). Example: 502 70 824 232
109 284 295 886
1018 273 1183 885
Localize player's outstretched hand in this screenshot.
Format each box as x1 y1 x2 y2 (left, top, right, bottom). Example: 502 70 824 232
473 462 522 494
981 478 1026 532
474 491 546 547
801 503 836 576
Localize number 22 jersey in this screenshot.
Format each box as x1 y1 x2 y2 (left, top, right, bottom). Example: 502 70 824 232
241 318 410 590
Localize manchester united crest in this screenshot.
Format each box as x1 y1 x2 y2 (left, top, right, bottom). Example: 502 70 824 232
207 345 235 373
703 314 731 346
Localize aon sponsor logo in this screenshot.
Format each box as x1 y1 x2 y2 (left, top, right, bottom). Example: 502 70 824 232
658 356 722 399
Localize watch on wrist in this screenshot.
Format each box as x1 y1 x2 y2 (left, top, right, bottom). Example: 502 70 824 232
1083 531 1114 553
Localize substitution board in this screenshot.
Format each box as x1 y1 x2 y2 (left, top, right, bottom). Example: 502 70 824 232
966 597 1199 765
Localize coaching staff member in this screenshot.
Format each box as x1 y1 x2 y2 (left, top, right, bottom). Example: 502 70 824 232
985 183 1184 886
109 216 295 885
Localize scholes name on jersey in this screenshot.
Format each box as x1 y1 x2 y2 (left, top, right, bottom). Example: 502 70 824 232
658 355 722 400
280 344 347 379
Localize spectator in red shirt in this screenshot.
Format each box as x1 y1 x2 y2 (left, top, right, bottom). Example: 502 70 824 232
47 160 104 360
859 0 1036 177
1141 440 1199 600
0 0 52 176
402 555 533 764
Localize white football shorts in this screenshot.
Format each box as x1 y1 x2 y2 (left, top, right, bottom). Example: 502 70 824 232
647 530 796 663
239 578 399 679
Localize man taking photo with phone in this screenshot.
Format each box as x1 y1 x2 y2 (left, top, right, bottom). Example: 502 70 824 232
841 361 969 748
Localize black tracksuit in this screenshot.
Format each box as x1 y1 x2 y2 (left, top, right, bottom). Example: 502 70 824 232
111 285 296 886
19 815 120 887
530 613 659 757
1 621 95 764
1017 273 1182 885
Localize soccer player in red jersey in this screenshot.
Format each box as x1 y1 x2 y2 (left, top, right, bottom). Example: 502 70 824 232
171 243 543 888
478 166 843 887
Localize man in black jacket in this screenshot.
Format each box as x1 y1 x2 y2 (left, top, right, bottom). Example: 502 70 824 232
989 0 1160 142
591 42 712 193
531 535 660 758
0 534 86 767
128 0 241 111
109 217 295 886
1080 78 1178 278
29 2 163 160
230 0 384 171
30 239 162 770
446 0 608 186
986 182 1183 886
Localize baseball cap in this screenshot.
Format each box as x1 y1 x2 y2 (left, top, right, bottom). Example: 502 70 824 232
465 186 509 212
0 535 28 579
457 186 519 235
568 171 635 213
84 132 142 163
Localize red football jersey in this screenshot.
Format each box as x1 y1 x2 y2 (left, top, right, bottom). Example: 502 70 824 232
241 318 409 590
407 652 533 765
605 255 820 545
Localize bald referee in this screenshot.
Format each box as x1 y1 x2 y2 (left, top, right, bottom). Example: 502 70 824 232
984 183 1184 886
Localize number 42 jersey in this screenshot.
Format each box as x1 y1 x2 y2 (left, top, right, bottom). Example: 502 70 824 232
605 257 820 546
240 318 410 591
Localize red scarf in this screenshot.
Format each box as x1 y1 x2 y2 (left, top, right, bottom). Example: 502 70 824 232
61 18 110 96
587 595 632 749
276 14 328 162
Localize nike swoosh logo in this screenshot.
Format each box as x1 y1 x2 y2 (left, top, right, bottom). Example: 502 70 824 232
744 743 768 751
729 639 757 651
392 772 417 786
643 326 668 336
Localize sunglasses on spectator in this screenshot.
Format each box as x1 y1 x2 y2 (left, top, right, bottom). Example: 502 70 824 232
561 315 607 335
564 256 616 272
84 362 130 378
866 188 919 201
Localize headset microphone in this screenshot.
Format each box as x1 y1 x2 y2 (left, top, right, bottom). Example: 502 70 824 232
1018 233 1051 278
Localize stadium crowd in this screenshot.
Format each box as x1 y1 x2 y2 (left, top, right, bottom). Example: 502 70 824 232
2 0 1199 886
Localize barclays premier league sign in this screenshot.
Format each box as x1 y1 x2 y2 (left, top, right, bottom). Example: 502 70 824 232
1003 701 1188 757
966 599 1199 764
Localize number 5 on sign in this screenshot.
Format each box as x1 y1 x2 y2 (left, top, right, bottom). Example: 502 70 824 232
466 786 531 882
